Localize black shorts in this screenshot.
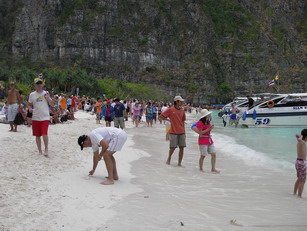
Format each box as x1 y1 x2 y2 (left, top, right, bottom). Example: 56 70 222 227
27 111 32 118
105 116 113 122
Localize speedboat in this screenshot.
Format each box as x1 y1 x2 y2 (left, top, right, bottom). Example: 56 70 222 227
220 97 249 114
219 94 272 117
241 93 307 127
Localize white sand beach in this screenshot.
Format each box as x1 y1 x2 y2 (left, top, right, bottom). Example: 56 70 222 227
1 111 307 231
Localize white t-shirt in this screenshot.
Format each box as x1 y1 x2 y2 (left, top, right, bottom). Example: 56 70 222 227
89 127 122 152
28 90 50 121
131 103 135 112
161 106 168 113
84 103 91 111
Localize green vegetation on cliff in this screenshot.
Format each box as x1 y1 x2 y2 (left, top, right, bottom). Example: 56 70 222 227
0 66 168 100
0 0 305 104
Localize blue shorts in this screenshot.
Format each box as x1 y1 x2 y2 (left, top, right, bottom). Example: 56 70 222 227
146 115 153 120
230 114 237 120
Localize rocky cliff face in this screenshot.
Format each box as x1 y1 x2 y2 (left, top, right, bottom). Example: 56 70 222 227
1 0 306 103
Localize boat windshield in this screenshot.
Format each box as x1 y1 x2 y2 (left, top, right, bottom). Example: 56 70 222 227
279 95 307 104
257 94 307 108
248 94 281 109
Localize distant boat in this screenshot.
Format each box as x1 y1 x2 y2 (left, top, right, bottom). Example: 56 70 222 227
219 94 272 117
241 93 307 127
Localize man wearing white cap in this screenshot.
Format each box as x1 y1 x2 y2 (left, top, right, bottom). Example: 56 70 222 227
28 78 54 156
159 96 186 166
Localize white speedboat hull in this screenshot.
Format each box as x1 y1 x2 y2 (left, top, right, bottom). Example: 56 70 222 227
241 112 307 127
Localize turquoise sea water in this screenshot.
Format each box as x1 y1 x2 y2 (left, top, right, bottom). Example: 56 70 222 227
188 110 305 170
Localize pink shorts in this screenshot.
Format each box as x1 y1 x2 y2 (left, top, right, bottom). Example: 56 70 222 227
295 159 306 181
32 120 49 137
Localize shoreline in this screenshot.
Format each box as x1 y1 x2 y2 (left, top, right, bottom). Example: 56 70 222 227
103 116 307 231
1 112 306 231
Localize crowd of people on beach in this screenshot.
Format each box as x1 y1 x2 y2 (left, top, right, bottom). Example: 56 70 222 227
0 76 306 197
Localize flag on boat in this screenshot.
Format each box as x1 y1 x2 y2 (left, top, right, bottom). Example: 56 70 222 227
268 79 276 87
275 75 279 81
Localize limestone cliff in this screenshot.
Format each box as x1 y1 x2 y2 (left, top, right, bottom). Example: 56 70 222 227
1 0 306 103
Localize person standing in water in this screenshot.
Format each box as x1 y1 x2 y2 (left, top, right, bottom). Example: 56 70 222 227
192 109 220 173
293 129 307 198
159 96 186 167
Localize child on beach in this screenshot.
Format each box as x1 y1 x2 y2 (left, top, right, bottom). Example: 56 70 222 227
191 109 220 173
293 129 307 198
95 98 103 124
222 111 228 127
165 121 171 141
132 102 141 127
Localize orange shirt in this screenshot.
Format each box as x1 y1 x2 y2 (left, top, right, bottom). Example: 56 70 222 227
60 97 67 110
96 102 102 114
161 106 186 134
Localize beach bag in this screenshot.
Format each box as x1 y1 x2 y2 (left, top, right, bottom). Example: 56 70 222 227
60 114 68 122
14 112 24 125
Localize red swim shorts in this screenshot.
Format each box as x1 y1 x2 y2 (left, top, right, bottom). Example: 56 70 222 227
32 120 49 137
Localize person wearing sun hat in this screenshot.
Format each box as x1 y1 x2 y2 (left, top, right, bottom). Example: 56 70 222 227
78 126 127 185
191 109 220 173
159 95 186 167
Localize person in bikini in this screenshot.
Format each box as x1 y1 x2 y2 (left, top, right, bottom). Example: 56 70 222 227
293 129 307 198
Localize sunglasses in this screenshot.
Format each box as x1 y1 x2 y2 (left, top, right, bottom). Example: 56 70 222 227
35 82 43 85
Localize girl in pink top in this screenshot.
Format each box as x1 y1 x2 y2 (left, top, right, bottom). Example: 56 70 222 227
195 109 220 173
133 102 141 127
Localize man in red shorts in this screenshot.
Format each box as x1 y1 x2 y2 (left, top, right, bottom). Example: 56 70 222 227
28 78 54 156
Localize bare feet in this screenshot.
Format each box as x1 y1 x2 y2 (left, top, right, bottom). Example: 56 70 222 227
211 169 220 174
199 169 204 172
89 170 95 176
100 179 114 185
105 176 119 181
166 159 170 165
44 150 49 157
